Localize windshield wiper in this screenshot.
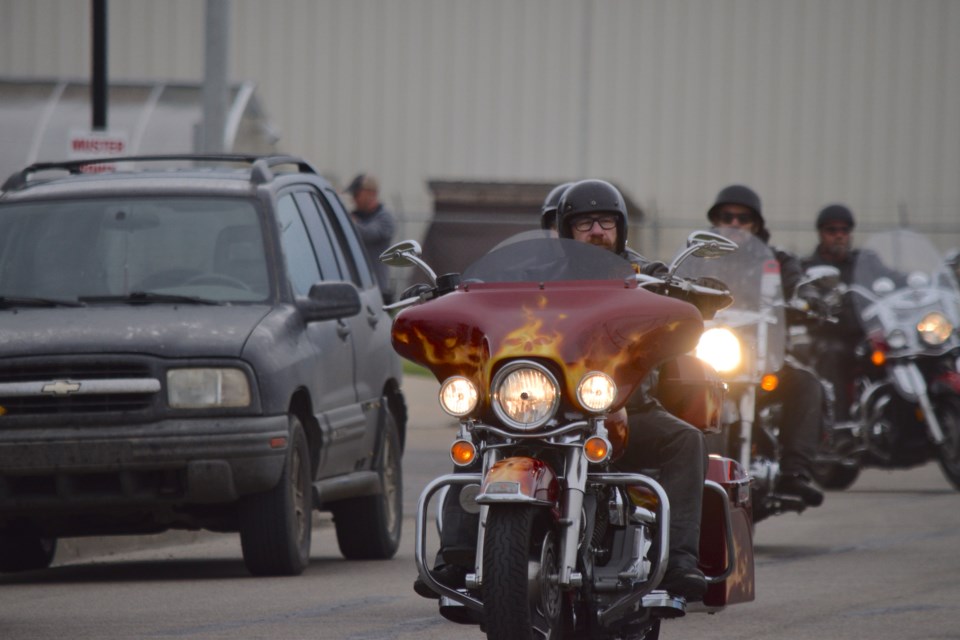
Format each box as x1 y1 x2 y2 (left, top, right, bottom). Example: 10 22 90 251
0 295 86 308
79 291 222 306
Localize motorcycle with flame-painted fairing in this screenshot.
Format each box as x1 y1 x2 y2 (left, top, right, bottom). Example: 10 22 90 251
381 231 754 640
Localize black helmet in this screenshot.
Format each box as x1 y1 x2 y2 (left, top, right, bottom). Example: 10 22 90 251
557 179 628 254
540 182 573 230
816 204 856 230
707 184 768 242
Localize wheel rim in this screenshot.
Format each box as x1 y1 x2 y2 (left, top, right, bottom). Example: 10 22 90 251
532 529 562 638
292 442 308 543
381 431 400 533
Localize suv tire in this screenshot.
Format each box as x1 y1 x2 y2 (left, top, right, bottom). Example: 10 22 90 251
333 411 402 559
239 415 312 576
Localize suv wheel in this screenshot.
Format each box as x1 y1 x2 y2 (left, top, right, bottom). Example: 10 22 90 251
0 529 57 572
332 411 402 559
239 415 312 576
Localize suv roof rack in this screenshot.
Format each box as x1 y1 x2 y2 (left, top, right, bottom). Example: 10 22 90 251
1 154 319 192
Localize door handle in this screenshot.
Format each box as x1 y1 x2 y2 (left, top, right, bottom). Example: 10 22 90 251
336 320 351 340
367 306 380 328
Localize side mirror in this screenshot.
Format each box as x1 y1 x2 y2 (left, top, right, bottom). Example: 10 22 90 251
379 240 423 267
668 230 739 276
801 265 841 290
379 239 438 285
299 282 362 322
686 231 739 258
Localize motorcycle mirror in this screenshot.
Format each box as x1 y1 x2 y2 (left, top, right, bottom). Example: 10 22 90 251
379 239 439 286
801 265 841 290
907 271 930 289
666 231 739 277
686 230 739 258
872 277 896 295
379 240 423 267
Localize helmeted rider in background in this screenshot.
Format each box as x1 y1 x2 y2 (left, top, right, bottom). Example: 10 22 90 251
802 205 862 422
540 181 572 232
707 184 825 508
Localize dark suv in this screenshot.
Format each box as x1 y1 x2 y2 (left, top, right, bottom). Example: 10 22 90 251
0 155 406 575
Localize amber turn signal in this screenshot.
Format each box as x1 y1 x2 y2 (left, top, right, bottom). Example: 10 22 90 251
450 439 477 467
583 436 611 463
760 374 779 392
871 350 886 367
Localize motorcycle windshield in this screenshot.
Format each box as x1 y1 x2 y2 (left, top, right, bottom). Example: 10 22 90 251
392 231 705 412
675 227 786 377
852 229 960 345
461 230 637 283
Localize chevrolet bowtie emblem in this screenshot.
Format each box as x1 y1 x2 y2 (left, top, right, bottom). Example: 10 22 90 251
41 380 82 396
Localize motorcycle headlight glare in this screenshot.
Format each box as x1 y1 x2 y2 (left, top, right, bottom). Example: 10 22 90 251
167 368 251 408
492 361 559 431
696 328 742 373
439 376 479 417
918 312 953 346
577 372 617 413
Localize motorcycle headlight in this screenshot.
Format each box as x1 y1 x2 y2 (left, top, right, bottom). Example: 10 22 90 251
167 368 251 408
492 361 559 431
439 376 479 417
696 328 742 373
917 312 953 346
577 372 617 413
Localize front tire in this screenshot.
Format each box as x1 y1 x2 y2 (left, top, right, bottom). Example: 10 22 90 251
935 397 960 490
239 416 312 576
0 529 56 572
482 505 562 640
332 411 403 559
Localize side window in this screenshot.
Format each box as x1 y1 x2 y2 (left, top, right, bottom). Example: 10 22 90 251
276 194 322 296
321 188 376 289
292 192 345 282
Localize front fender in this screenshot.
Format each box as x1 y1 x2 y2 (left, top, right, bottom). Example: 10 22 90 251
476 456 560 506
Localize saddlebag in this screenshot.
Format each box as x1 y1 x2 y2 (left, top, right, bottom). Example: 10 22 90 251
699 455 755 608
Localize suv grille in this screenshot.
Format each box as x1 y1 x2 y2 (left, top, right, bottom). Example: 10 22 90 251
0 361 160 416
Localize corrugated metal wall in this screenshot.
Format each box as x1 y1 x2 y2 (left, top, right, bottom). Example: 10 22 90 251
2 0 958 257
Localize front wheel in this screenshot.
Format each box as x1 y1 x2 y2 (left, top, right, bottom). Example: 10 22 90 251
239 416 312 576
934 396 960 491
332 411 403 559
482 505 562 640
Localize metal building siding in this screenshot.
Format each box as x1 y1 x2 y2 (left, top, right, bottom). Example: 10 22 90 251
1 0 959 253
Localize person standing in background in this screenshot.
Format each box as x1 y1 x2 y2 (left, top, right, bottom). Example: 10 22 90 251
346 173 396 303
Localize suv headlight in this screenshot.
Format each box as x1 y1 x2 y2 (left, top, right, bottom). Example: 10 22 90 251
696 327 742 373
492 361 559 431
918 312 953 346
167 368 251 408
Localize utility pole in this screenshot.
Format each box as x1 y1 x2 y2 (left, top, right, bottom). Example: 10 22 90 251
91 0 107 130
201 0 230 153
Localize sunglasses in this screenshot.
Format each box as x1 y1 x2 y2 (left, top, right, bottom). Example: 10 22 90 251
718 211 755 225
822 226 851 235
572 215 618 232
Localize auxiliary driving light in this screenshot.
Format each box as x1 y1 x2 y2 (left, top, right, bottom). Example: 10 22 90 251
583 435 612 463
439 376 479 417
450 439 478 467
577 371 617 412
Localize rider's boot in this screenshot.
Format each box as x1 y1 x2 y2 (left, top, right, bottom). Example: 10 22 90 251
775 473 824 507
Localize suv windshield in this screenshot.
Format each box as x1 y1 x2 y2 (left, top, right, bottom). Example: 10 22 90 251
0 197 269 303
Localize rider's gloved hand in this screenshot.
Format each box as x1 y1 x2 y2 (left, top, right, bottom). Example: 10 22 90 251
693 275 729 293
640 260 669 277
